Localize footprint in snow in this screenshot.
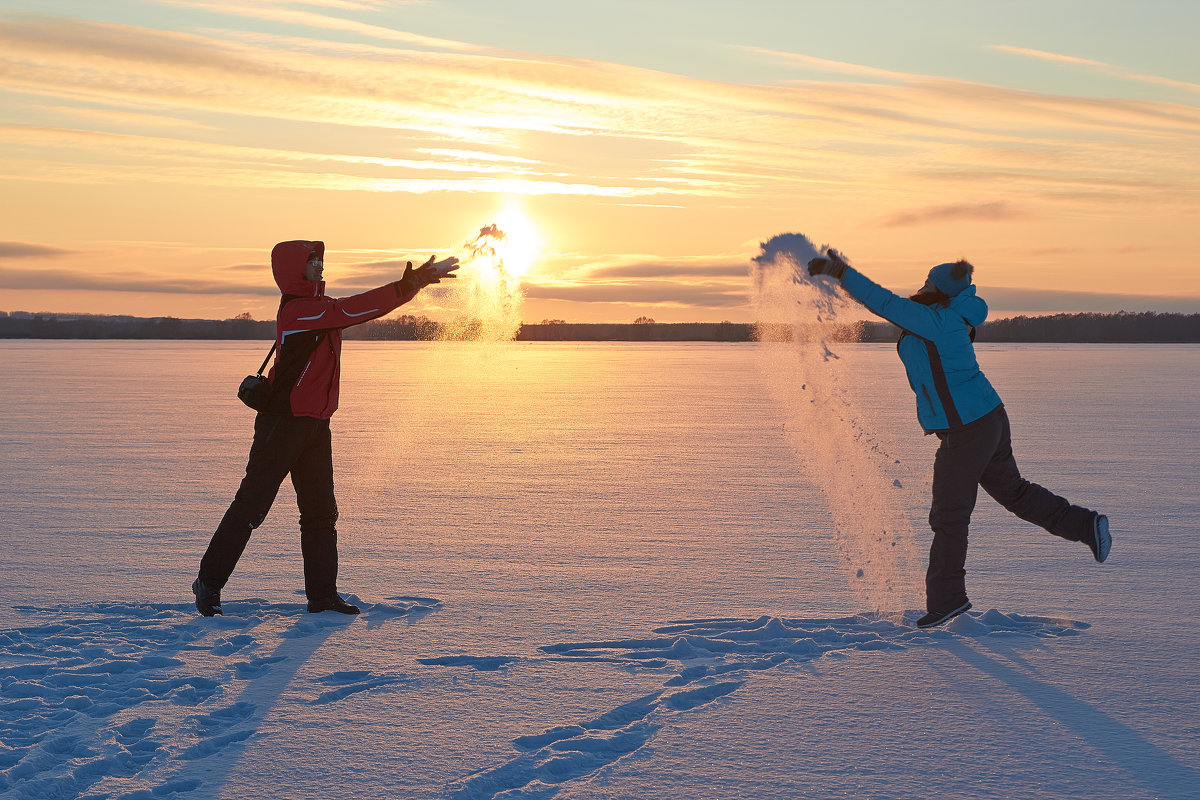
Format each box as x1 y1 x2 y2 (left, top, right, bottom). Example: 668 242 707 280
417 655 517 672
308 670 415 704
0 602 325 797
447 610 1088 799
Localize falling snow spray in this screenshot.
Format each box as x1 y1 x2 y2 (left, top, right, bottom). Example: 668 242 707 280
395 223 527 412
435 223 524 345
751 233 921 615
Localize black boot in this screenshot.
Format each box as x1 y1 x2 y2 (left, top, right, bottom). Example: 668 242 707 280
1086 513 1111 563
307 593 360 615
916 601 971 629
192 577 223 617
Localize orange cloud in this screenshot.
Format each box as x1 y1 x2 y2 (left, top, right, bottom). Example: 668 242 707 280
0 241 76 258
522 280 747 309
0 263 277 296
878 202 1029 228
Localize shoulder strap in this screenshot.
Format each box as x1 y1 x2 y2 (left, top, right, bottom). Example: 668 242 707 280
256 341 277 376
260 329 329 414
258 292 301 375
255 329 325 376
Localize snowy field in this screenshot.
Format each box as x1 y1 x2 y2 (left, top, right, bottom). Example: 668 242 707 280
1 340 1198 800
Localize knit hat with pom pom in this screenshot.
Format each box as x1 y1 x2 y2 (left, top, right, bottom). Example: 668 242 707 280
927 260 973 297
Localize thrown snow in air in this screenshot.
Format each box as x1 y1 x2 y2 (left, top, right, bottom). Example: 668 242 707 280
750 232 922 613
434 224 524 344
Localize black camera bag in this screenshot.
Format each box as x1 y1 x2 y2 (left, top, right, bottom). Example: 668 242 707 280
237 342 278 411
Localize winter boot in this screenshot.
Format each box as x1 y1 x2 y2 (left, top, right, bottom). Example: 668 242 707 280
1087 513 1111 563
307 593 360 615
192 577 222 617
916 601 972 629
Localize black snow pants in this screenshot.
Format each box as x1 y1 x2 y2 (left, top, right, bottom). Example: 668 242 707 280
199 412 339 601
926 404 1096 612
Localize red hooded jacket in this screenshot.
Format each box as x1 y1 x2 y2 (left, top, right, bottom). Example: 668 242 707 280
266 240 418 419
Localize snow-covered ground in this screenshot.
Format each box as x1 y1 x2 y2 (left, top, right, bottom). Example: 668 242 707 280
2 341 1197 799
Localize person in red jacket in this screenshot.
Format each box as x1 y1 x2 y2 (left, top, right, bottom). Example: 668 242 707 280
193 240 457 616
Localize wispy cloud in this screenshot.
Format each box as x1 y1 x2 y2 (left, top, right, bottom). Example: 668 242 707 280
42 105 216 130
985 45 1107 68
523 280 747 309
219 262 271 273
0 264 276 295
570 257 748 281
162 0 470 50
985 287 1200 314
496 251 753 309
229 1 407 11
0 123 677 197
0 241 75 258
988 43 1200 94
1121 71 1200 95
415 149 540 165
736 46 919 82
878 201 1029 228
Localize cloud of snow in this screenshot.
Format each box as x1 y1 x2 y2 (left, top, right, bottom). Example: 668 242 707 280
750 232 922 614
434 223 524 344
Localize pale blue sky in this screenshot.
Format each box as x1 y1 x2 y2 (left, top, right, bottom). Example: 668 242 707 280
7 0 1195 100
404 0 1199 96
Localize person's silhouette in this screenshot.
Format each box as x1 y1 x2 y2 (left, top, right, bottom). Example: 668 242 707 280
808 251 1111 628
193 240 457 617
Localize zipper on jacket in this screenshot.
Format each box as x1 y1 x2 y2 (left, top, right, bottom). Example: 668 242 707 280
921 339 963 429
323 336 337 417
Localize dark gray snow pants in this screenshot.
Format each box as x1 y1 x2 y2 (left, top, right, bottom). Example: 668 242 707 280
926 404 1096 612
199 412 340 601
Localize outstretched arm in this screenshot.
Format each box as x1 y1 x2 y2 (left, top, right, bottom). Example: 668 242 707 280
808 251 942 339
284 255 461 332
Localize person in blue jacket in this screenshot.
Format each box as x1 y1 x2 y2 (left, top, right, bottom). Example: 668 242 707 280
807 250 1111 628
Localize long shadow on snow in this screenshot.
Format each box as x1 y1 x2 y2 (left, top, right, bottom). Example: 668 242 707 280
0 600 251 800
159 594 440 798
0 596 439 799
949 639 1200 800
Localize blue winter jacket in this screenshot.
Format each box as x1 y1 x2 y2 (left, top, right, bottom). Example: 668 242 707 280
840 266 1002 433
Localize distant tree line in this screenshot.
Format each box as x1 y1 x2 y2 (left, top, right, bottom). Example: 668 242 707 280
0 312 275 340
975 311 1200 343
760 312 1200 343
2 310 1198 343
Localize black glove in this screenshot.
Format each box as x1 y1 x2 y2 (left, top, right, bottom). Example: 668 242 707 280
404 259 439 289
396 261 419 296
398 255 459 295
806 249 848 280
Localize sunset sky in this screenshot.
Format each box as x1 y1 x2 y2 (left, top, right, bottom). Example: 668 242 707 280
2 0 1197 323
